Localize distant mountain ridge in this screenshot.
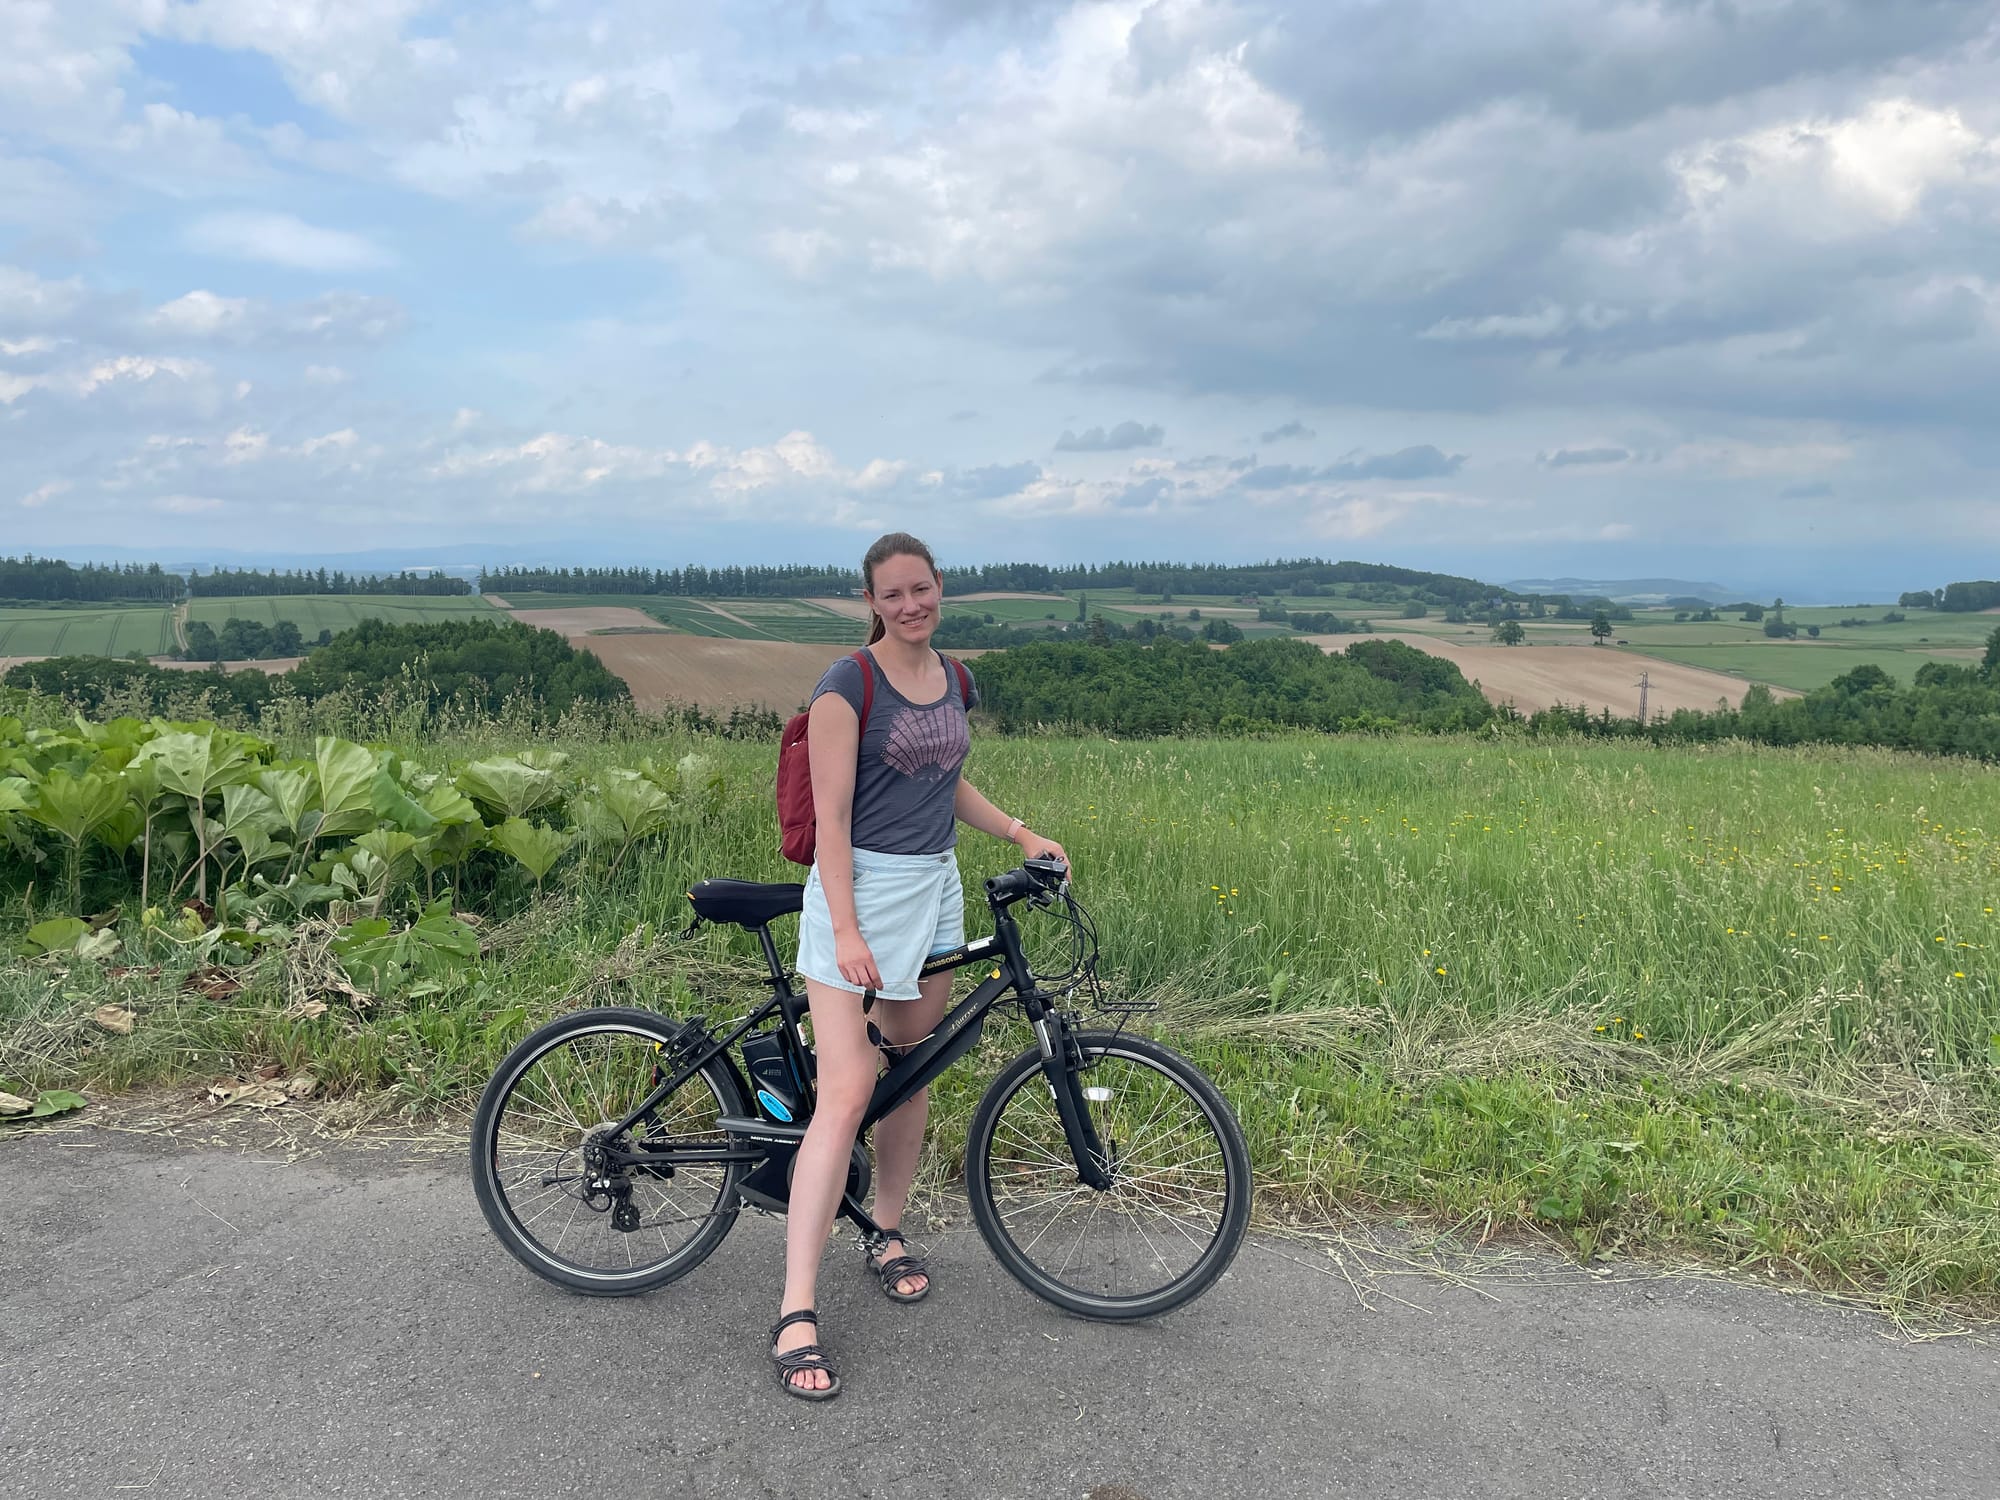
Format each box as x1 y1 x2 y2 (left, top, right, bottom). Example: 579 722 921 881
1504 577 1737 604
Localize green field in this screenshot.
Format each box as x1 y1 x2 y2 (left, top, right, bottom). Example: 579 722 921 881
0 604 176 657
187 594 496 642
4 719 1995 1316
1630 644 1959 693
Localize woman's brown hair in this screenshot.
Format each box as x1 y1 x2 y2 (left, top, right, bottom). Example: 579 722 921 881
861 531 940 645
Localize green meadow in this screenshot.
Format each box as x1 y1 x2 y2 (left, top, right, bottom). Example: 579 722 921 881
187 594 497 641
0 604 176 658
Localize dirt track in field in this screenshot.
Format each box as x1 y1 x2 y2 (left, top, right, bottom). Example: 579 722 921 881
804 596 874 621
1305 633 1789 717
505 606 663 634
574 635 851 712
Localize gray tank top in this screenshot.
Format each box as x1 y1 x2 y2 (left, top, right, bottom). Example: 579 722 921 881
811 649 979 855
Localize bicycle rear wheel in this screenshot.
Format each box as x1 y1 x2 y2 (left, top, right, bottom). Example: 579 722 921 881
966 1031 1250 1320
470 1006 747 1296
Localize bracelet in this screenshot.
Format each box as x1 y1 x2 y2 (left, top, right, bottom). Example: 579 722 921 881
1004 816 1023 841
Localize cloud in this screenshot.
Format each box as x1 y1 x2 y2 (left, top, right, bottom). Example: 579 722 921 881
182 211 392 272
1541 446 1631 468
1054 420 1164 452
1325 445 1465 481
20 479 69 509
1258 419 1315 443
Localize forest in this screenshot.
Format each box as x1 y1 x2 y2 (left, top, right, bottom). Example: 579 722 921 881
186 568 474 597
0 556 184 603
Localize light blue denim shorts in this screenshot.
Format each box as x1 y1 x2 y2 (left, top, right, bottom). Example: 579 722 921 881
796 846 964 1001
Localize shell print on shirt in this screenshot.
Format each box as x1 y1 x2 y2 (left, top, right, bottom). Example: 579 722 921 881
881 701 971 782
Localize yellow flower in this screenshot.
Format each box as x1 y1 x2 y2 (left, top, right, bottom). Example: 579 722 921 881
1435 966 1447 976
1954 971 1966 979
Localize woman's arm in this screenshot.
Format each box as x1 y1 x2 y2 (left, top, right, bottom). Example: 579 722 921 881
808 693 882 989
957 779 1070 872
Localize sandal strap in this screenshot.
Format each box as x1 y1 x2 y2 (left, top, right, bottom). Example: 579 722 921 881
774 1343 833 1374
874 1253 928 1286
771 1309 820 1339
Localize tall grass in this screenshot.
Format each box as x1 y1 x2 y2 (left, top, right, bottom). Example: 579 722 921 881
4 722 1995 1314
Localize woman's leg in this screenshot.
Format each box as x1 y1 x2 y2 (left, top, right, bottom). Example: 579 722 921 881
775 978 876 1389
865 971 952 1295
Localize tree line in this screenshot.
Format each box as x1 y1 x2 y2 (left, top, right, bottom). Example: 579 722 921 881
481 557 1508 606
0 557 184 603
1898 580 2000 612
188 568 473 597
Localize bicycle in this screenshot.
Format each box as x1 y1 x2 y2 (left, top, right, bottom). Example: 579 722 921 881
469 857 1252 1320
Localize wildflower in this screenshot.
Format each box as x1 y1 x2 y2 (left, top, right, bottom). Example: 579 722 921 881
1954 971 1966 979
1435 966 1447 976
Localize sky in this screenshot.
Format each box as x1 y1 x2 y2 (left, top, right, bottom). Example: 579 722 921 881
3 0 1997 598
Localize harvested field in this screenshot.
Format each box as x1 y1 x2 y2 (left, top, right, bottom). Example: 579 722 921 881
153 657 303 675
953 591 1069 603
506 606 663 635
483 594 512 608
1303 633 1789 717
574 636 851 712
804 596 873 621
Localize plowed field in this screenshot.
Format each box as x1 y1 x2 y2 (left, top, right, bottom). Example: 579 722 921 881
1305 633 1789 717
573 636 851 712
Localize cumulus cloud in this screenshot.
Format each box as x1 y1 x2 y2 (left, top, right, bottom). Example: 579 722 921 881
1054 420 1165 452
1541 446 1631 468
1258 419 1315 443
182 212 393 272
1325 445 1465 481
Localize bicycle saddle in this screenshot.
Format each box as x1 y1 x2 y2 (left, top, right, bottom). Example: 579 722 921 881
686 879 806 928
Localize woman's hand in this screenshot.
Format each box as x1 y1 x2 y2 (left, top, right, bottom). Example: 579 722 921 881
1012 827 1071 878
834 928 883 992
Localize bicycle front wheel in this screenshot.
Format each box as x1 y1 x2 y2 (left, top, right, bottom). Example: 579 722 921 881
470 1006 747 1296
966 1031 1251 1320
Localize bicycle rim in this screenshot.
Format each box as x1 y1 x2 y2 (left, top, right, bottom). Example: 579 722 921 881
973 1039 1246 1315
482 1020 738 1287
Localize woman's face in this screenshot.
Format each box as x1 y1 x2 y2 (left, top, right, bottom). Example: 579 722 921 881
865 553 942 644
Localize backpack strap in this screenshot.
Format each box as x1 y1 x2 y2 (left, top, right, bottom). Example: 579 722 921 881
853 649 875 732
943 654 973 708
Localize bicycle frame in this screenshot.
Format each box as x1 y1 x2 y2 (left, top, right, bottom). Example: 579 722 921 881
597 873 1111 1242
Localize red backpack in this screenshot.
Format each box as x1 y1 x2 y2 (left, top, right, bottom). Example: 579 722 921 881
777 649 972 865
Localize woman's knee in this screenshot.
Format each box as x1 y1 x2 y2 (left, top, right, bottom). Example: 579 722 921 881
811 1082 871 1129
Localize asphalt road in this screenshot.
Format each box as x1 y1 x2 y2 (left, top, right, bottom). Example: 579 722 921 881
2 1123 1996 1500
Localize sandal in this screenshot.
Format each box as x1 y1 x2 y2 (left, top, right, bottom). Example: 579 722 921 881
866 1231 931 1304
770 1310 841 1401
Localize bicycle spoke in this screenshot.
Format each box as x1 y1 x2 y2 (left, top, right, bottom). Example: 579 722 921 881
978 1043 1239 1307
483 1022 739 1283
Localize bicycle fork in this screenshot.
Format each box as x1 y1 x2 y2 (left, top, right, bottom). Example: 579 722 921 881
1032 1006 1114 1191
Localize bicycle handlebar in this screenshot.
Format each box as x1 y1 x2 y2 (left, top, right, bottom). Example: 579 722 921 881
982 856 1070 906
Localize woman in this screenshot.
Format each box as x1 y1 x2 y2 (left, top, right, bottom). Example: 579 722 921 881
770 531 1067 1400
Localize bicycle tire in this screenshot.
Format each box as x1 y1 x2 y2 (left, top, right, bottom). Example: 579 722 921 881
470 1006 747 1296
965 1031 1251 1320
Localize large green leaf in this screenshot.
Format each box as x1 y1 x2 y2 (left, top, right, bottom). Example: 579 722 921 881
132 729 256 804
0 777 32 815
0 1088 87 1125
314 737 378 838
18 917 89 956
22 767 128 847
593 771 678 842
370 767 439 836
329 898 481 997
255 766 317 839
457 756 562 821
490 818 576 882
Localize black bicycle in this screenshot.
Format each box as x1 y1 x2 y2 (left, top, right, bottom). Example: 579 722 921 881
469 857 1251 1320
